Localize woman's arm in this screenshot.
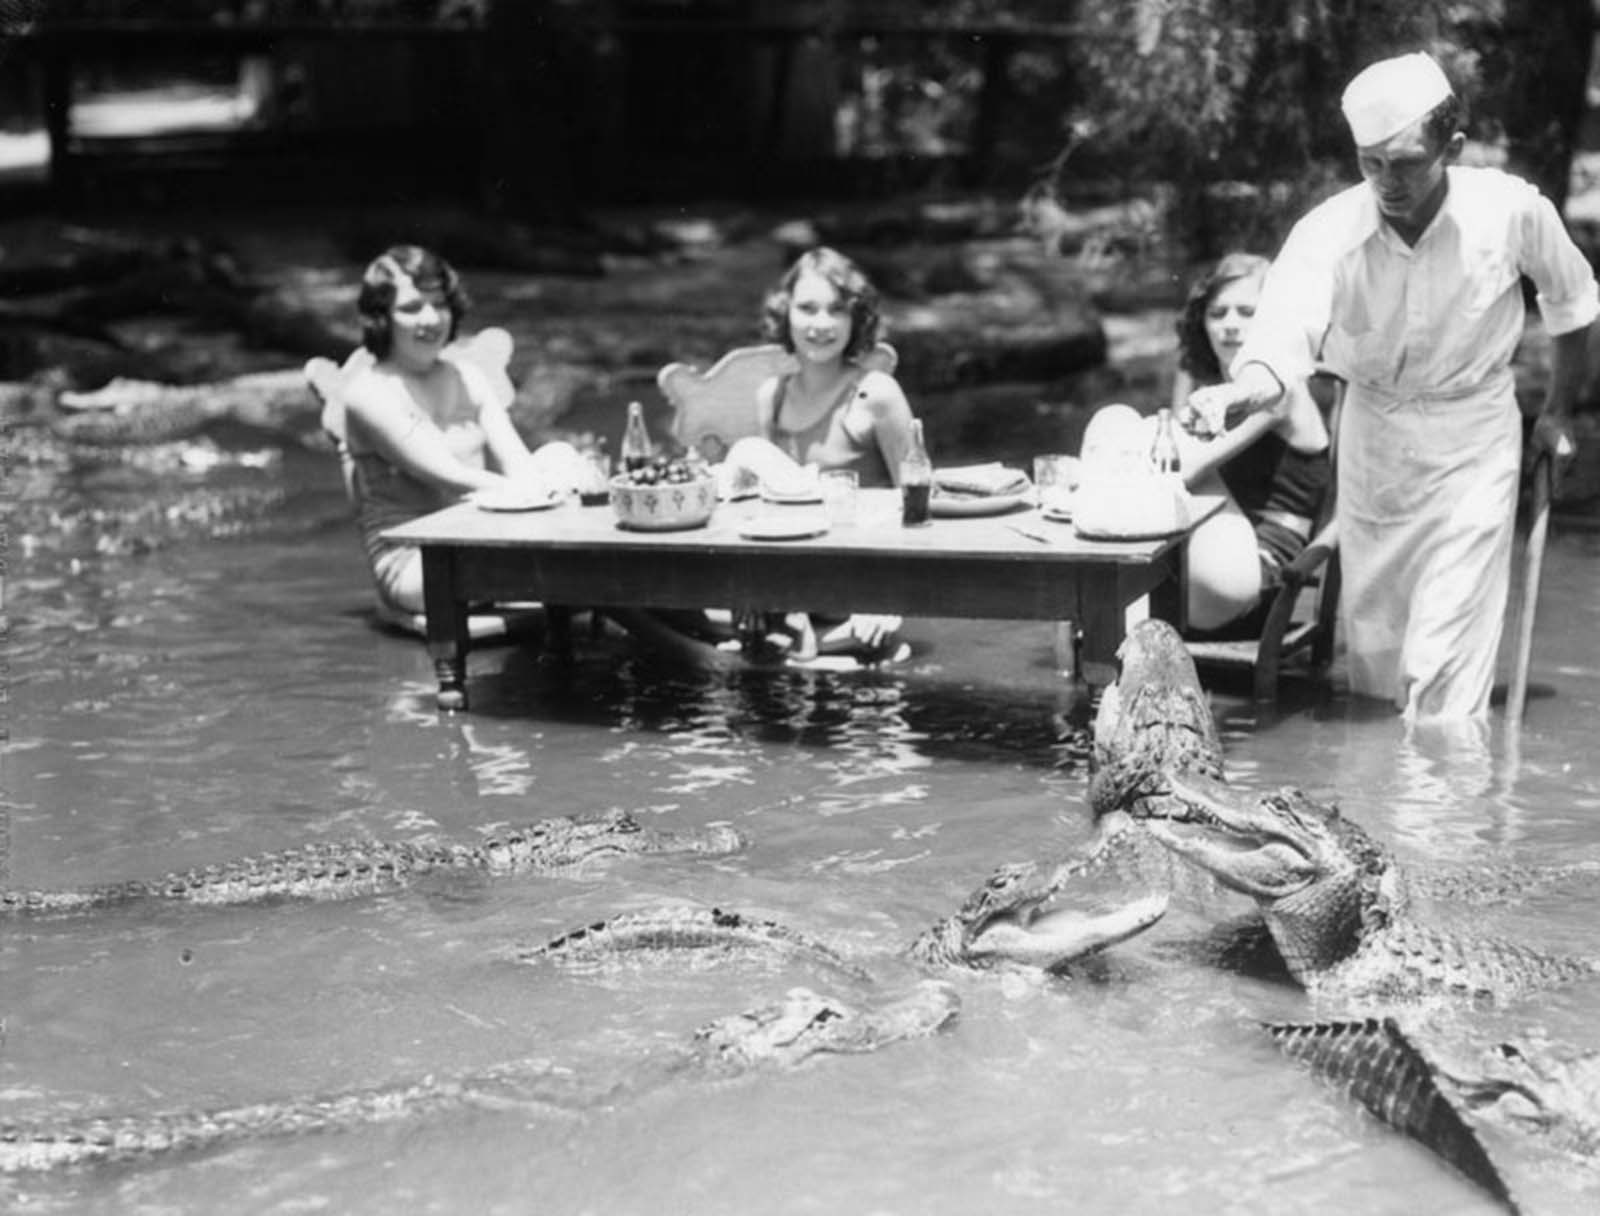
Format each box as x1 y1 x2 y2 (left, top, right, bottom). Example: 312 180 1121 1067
856 372 918 486
345 370 505 496
1171 368 1195 412
1178 408 1278 486
451 357 541 480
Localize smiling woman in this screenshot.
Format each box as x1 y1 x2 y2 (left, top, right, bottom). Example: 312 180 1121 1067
339 244 588 622
713 246 922 664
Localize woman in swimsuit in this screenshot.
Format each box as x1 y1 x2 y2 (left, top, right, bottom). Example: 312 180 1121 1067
720 247 920 662
1171 252 1333 633
341 245 587 625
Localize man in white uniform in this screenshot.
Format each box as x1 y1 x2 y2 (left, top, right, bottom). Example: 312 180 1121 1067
1187 52 1598 721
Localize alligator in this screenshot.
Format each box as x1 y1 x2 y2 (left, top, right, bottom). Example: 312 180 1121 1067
0 811 744 916
1073 618 1237 897
1078 621 1597 913
1142 774 1598 1002
0 982 957 1173
1266 1017 1600 1214
529 874 1168 977
1264 1017 1522 1212
524 622 1216 977
522 906 877 980
903 861 1169 970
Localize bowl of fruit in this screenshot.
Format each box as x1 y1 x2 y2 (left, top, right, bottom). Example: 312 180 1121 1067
610 456 717 531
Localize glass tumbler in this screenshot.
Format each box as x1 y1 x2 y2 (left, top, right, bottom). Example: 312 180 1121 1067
820 469 859 525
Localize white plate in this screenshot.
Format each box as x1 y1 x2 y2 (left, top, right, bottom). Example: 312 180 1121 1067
469 488 565 513
760 487 824 505
738 514 830 541
931 490 1033 518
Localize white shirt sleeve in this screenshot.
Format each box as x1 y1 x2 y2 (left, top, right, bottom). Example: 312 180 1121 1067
1230 210 1338 391
1518 185 1600 336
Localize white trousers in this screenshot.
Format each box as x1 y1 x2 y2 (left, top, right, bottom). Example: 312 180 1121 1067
1337 377 1520 721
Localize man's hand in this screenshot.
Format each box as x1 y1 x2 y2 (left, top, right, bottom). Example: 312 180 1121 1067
1182 363 1284 439
1531 412 1577 466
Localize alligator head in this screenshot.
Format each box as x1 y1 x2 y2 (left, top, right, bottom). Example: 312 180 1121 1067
907 856 1168 970
691 982 959 1072
1141 773 1394 984
1440 1035 1600 1159
1088 619 1224 822
480 810 745 872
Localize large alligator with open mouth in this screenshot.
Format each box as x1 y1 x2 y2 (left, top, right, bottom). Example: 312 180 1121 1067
0 981 958 1173
0 811 744 915
1078 618 1228 885
1141 774 1597 1003
523 620 1224 977
524 879 1169 977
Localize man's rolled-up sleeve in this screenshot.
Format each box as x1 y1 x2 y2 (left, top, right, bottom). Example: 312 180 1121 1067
1521 188 1600 336
1229 214 1337 391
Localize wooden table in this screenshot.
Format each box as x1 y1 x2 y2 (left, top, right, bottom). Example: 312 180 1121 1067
383 489 1221 710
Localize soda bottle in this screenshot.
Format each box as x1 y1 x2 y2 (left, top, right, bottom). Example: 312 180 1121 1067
900 419 933 526
1149 407 1181 475
621 401 654 473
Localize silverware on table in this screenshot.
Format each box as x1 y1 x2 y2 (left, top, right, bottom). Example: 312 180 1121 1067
1006 519 1059 545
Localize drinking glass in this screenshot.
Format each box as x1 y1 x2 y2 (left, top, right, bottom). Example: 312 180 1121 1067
1032 454 1079 513
820 469 859 525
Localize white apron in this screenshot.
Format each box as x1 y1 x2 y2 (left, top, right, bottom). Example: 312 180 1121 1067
1337 370 1520 721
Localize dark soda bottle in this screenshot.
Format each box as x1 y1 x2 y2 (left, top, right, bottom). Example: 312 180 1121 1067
1149 407 1181 474
900 419 933 526
621 401 653 473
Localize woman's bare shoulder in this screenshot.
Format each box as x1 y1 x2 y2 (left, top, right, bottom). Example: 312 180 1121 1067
852 368 909 412
341 362 401 416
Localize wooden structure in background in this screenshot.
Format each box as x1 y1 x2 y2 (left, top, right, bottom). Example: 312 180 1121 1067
0 1 1081 210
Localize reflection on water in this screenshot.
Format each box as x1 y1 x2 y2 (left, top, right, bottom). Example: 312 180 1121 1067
4 502 1600 1214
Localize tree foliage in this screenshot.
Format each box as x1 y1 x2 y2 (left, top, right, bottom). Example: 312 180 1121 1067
1053 0 1524 257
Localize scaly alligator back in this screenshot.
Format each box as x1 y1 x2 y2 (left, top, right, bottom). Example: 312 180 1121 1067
0 812 744 915
1265 1018 1520 1214
1089 618 1223 813
1312 918 1598 1005
521 906 874 981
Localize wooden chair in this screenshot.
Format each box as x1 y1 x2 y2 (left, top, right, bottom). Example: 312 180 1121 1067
1184 372 1342 705
306 328 534 641
309 327 516 488
658 340 898 460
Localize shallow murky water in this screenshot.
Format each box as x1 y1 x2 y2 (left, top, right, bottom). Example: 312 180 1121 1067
4 453 1600 1216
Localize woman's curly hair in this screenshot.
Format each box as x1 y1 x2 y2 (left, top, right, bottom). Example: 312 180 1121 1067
762 246 881 362
357 245 469 358
1175 252 1270 386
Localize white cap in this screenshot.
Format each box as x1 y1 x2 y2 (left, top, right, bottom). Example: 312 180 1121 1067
1340 53 1452 147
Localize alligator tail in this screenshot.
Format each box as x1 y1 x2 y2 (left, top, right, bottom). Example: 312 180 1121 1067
0 841 482 915
0 1062 579 1173
1264 1018 1520 1215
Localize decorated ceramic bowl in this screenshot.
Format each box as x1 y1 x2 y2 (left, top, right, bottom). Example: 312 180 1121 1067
609 472 717 531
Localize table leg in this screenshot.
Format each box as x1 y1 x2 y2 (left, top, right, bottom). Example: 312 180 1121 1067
421 546 469 712
1075 580 1122 688
542 605 575 669
1148 555 1186 633
1052 620 1079 681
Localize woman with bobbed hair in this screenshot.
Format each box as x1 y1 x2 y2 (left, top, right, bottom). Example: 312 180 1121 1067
717 246 920 662
341 244 586 625
753 245 914 487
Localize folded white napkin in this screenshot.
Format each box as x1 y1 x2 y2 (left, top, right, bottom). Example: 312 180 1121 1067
934 463 1031 497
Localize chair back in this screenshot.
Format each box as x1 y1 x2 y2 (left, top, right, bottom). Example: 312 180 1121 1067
659 341 898 462
305 327 516 506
